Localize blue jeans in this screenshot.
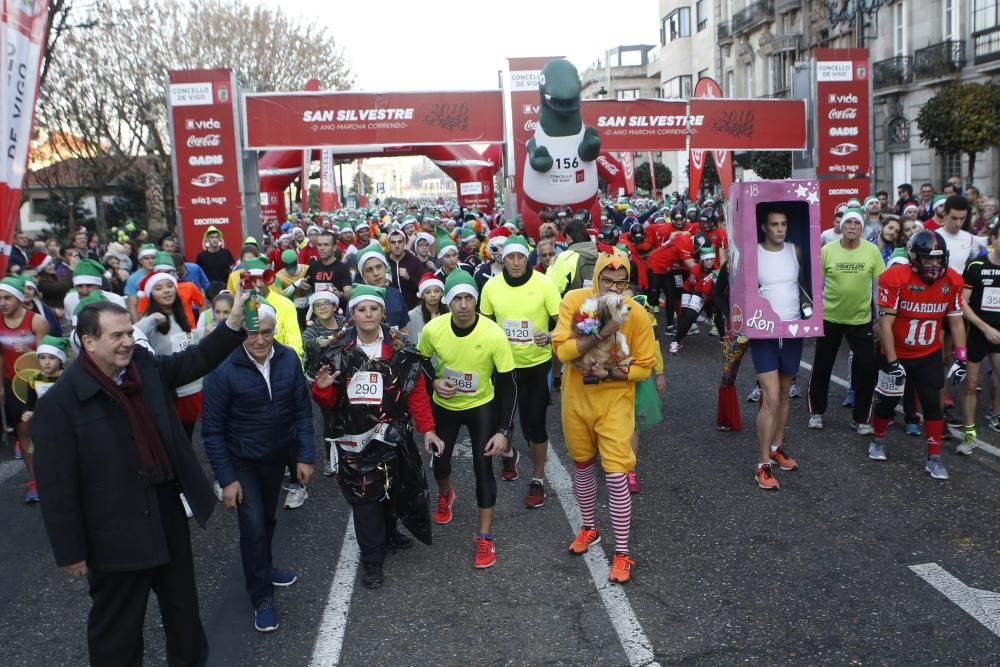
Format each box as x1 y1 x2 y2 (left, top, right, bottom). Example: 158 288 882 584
232 458 285 606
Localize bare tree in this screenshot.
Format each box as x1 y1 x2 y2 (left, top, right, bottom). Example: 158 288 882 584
34 0 354 236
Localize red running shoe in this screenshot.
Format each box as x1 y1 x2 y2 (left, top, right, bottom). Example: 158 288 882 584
473 535 496 569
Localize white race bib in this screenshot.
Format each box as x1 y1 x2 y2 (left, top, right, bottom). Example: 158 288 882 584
982 286 1000 313
688 294 704 312
314 282 333 293
876 369 905 397
170 332 192 354
34 381 53 398
294 297 308 309
346 371 383 405
443 367 478 394
502 318 534 344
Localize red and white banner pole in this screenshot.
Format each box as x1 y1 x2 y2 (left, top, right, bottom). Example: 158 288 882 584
0 0 49 275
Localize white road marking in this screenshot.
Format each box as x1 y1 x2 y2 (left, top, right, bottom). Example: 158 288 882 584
799 360 1000 459
910 562 1000 638
0 460 23 485
545 446 661 667
309 516 360 667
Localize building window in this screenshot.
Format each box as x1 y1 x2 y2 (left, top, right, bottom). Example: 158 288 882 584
617 89 640 100
943 0 959 40
974 0 999 31
662 7 692 44
696 0 707 31
663 75 693 98
30 197 50 216
942 153 963 185
894 1 907 56
725 69 735 97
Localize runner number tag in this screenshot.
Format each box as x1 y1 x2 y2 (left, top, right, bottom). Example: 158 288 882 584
294 297 308 309
502 318 533 344
443 367 478 394
170 332 192 353
34 381 53 398
982 286 1000 313
876 369 904 397
347 372 383 405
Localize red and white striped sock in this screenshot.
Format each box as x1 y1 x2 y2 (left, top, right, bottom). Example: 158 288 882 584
574 461 598 528
606 472 632 554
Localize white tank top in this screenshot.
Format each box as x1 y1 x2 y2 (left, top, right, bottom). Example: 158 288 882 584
757 242 801 321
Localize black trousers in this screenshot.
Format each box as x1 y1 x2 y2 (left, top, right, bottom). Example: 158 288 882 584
807 319 877 424
873 350 945 421
352 501 395 564
232 458 284 606
86 485 208 667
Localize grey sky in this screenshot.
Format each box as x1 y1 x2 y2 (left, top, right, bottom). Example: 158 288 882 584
269 0 659 91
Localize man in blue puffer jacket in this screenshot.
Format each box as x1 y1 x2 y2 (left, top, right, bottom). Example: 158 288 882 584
201 303 315 633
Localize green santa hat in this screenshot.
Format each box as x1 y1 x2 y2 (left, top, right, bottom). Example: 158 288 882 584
500 234 531 260
863 196 880 212
153 252 176 272
356 244 389 274
0 276 26 301
73 290 108 316
280 249 298 266
348 283 386 311
698 246 716 262
137 243 157 260
841 207 865 226
37 335 70 363
460 226 477 242
887 247 910 268
202 225 223 242
442 269 478 305
436 243 458 259
73 259 106 287
339 221 355 234
846 198 862 209
243 257 269 275
933 194 948 210
244 235 259 248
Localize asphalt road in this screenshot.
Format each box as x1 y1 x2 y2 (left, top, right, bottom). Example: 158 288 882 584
2 329 1000 666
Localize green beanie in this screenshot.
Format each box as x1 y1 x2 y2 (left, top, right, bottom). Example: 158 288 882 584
933 194 948 210
37 335 70 363
153 252 175 271
442 269 478 305
356 244 388 275
281 249 298 266
137 243 157 260
73 290 108 316
73 259 106 286
0 276 26 301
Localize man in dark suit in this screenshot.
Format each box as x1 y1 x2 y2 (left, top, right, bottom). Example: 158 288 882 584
33 294 249 666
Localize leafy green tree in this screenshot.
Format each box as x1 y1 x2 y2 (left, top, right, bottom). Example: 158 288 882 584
751 152 792 180
916 81 1000 187
633 161 672 194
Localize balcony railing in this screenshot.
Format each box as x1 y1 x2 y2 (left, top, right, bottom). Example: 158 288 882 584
732 0 774 34
717 21 733 43
771 33 801 53
775 0 801 13
873 55 913 89
913 40 965 80
973 26 1000 65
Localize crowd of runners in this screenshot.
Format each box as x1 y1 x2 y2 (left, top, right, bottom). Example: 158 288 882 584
7 178 999 647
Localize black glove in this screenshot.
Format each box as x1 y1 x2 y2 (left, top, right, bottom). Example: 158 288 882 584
948 359 967 386
881 358 906 381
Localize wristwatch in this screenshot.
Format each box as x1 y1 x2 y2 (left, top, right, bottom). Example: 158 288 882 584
497 428 513 439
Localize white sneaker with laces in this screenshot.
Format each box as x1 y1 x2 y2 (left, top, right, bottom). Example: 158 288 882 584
789 383 802 398
808 414 824 429
669 341 681 355
284 484 308 509
747 386 761 402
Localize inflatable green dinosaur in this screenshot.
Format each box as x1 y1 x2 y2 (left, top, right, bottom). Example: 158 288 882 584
521 59 601 237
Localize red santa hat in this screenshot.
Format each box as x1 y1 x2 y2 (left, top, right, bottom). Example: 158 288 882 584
28 251 52 271
417 273 445 298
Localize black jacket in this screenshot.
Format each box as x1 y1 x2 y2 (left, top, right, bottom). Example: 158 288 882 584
33 323 246 572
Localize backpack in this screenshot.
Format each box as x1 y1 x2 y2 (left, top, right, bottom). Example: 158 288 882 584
568 250 597 292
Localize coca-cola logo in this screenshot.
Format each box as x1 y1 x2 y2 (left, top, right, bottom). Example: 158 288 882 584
597 156 619 176
191 172 224 188
731 304 743 333
523 119 538 132
827 108 857 120
187 134 221 148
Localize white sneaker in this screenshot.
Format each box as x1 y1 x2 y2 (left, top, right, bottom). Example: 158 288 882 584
669 341 681 355
789 383 802 398
808 414 824 429
688 323 700 336
855 422 874 436
323 460 336 476
284 484 308 509
213 481 224 502
709 324 719 337
747 386 762 402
